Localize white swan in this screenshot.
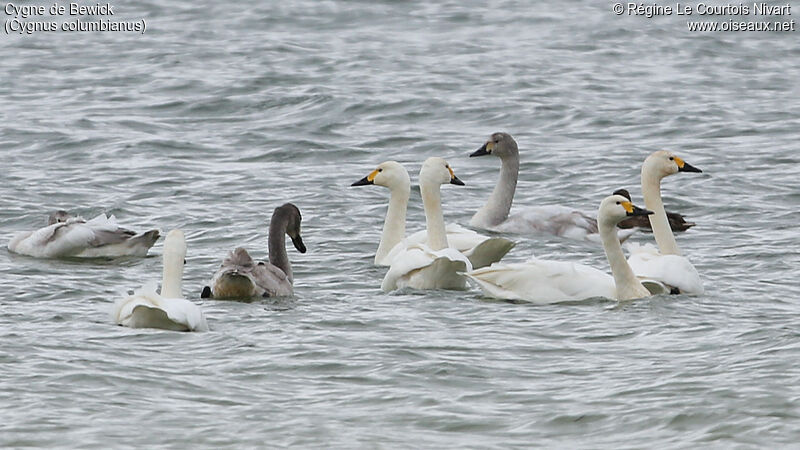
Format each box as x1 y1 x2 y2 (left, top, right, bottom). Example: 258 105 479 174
465 194 662 304
469 132 636 242
351 161 514 268
8 211 159 258
627 151 704 295
381 157 474 292
112 229 208 332
201 203 306 299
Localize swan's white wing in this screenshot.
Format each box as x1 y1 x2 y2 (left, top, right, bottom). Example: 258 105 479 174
383 223 514 268
465 259 617 304
627 243 704 295
8 220 96 257
112 282 208 331
158 297 209 332
381 244 473 292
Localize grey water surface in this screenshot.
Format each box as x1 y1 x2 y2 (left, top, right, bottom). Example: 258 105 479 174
1 0 799 448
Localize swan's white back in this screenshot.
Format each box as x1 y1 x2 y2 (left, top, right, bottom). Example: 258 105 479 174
111 230 208 332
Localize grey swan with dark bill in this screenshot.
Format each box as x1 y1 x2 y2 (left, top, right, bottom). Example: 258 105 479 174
201 203 306 300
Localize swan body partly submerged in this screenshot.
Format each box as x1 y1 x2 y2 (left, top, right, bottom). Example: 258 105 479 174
8 211 159 258
202 203 306 300
468 132 636 243
352 161 513 268
381 158 473 292
112 230 208 332
466 194 661 304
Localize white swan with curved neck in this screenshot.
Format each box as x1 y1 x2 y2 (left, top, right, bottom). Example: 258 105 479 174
465 195 659 304
469 132 636 242
627 151 704 295
201 203 307 299
352 161 514 268
381 158 474 292
112 230 209 332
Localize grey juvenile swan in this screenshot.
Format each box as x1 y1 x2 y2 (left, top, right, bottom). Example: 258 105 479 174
201 203 306 299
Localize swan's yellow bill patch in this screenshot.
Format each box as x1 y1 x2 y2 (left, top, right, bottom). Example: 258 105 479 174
485 141 495 152
447 166 456 179
367 169 379 182
621 201 634 213
673 156 685 168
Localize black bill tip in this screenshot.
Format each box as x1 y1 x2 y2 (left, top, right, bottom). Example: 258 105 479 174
351 176 373 187
469 143 489 157
679 162 702 173
628 205 654 217
292 235 307 253
450 175 465 186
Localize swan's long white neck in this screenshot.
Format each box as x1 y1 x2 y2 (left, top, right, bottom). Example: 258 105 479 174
469 154 518 228
375 182 409 264
161 252 184 299
599 218 648 301
420 181 448 251
641 168 681 255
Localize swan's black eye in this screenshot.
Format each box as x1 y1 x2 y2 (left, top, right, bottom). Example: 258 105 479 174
616 201 620 205
378 168 383 172
669 156 674 161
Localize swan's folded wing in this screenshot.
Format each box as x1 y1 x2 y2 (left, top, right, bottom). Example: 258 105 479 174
465 259 616 304
111 281 161 325
390 224 514 269
252 263 293 297
381 244 472 292
627 243 704 295
159 298 209 332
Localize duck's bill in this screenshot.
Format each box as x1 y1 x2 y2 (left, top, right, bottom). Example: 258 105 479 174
351 176 373 186
469 143 489 157
679 161 702 173
292 235 307 253
627 205 654 217
450 175 465 186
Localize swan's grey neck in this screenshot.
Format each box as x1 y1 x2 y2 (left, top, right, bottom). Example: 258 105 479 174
599 219 648 301
161 254 183 298
470 154 518 228
420 182 448 251
642 170 681 255
375 183 410 264
269 216 293 283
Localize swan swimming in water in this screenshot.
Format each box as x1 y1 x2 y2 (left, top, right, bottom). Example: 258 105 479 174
626 151 704 295
111 229 208 332
468 132 638 242
351 160 514 268
465 194 663 304
8 210 159 258
381 157 474 292
201 203 306 300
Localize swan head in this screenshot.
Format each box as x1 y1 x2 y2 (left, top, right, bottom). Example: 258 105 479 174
48 210 72 225
274 203 306 254
420 157 465 187
470 132 518 159
351 161 410 190
643 150 702 179
598 194 653 227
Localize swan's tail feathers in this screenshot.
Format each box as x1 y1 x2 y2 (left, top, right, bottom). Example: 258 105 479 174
464 237 516 269
212 271 258 299
132 230 160 249
406 256 469 290
463 269 525 302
